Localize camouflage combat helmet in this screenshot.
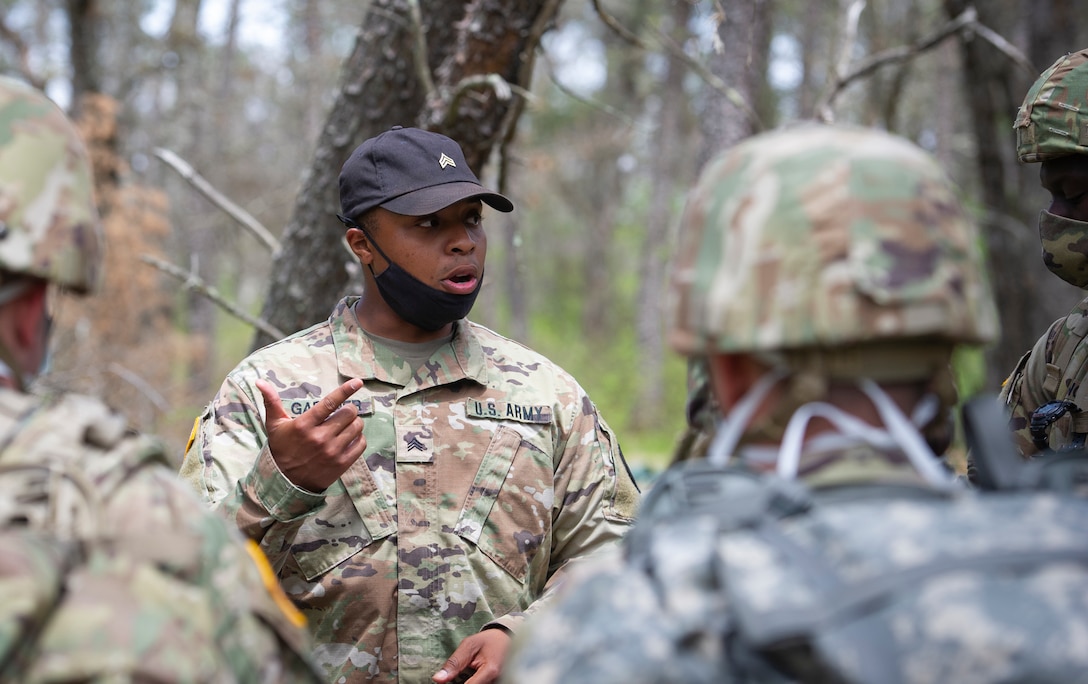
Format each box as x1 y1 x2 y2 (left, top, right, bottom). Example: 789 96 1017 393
668 124 998 377
0 76 101 292
1015 48 1088 163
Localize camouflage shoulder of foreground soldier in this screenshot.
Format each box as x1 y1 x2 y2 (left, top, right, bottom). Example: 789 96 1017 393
0 390 323 682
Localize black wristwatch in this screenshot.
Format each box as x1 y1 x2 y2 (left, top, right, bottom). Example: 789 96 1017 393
1029 400 1081 452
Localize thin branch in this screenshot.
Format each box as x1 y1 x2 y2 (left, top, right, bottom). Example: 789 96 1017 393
152 147 281 254
591 0 648 49
816 6 1034 122
969 19 1036 76
441 74 535 127
834 1 867 83
405 0 437 101
541 53 640 126
140 254 287 340
107 363 170 413
0 12 45 90
590 0 762 130
493 0 564 194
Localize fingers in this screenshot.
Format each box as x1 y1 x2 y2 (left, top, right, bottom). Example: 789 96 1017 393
258 378 364 427
256 379 290 427
308 378 364 424
257 377 367 493
433 645 469 683
433 630 508 684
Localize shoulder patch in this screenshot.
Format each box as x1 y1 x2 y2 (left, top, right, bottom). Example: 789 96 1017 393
244 540 307 629
465 399 552 424
185 415 199 455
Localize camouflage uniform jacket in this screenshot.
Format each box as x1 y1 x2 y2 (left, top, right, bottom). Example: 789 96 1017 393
504 450 1088 684
180 296 640 683
1000 294 1088 456
0 387 322 683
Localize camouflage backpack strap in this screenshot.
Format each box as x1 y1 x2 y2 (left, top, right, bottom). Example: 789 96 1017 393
624 459 811 563
0 391 166 539
1025 297 1088 450
0 391 99 679
0 531 81 679
625 460 955 684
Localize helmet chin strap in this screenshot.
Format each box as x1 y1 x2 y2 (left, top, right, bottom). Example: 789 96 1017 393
706 368 788 467
707 369 959 489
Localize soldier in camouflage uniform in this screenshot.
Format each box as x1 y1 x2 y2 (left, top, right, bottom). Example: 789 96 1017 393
498 126 1088 684
0 77 322 681
1001 48 1088 456
180 126 640 683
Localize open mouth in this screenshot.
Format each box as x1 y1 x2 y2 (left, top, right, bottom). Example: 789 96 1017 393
443 269 479 294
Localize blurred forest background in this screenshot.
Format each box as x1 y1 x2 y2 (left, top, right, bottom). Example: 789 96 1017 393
2 0 1083 474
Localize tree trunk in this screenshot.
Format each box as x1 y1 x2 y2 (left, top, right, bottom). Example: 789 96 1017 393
698 0 773 165
66 0 100 112
943 0 1082 390
630 0 695 430
253 0 562 350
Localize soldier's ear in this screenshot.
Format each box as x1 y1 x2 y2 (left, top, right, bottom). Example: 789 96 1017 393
707 354 769 415
345 228 375 265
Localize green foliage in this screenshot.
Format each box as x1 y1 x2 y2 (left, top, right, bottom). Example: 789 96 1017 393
523 302 689 474
952 344 989 402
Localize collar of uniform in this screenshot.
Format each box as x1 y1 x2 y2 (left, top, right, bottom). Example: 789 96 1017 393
329 296 488 388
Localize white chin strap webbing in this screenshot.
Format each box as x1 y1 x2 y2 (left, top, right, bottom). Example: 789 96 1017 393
706 369 787 467
707 373 958 489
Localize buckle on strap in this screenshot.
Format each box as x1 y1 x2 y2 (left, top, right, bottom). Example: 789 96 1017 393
1029 400 1081 451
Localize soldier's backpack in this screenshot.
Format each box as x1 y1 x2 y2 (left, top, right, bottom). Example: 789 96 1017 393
623 396 1088 684
0 390 321 682
1009 295 1088 451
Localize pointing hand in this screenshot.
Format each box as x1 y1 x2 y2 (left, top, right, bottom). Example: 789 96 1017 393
256 378 367 493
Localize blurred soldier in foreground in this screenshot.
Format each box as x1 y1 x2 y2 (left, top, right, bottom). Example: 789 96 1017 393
503 125 1088 683
0 75 321 682
1001 48 1088 456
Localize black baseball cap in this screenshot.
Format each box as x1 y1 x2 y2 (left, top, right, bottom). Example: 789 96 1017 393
338 126 514 220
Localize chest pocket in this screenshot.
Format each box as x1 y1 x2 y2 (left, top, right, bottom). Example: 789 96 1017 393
453 426 552 584
290 457 395 581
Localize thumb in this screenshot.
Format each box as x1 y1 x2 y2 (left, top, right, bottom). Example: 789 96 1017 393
255 380 290 429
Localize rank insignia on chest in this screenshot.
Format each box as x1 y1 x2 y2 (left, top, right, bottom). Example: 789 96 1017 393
466 399 552 424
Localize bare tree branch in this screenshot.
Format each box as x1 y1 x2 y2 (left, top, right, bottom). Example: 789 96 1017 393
541 55 639 126
816 6 1034 122
590 0 762 130
406 0 437 101
968 18 1036 75
591 0 648 49
140 254 287 340
833 0 867 85
0 11 45 90
107 363 170 413
440 74 536 127
153 147 281 253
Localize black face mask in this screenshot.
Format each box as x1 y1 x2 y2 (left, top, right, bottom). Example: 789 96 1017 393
363 231 482 331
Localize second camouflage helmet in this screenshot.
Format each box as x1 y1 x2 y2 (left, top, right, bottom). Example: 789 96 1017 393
0 76 102 292
1015 48 1088 163
668 124 998 361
